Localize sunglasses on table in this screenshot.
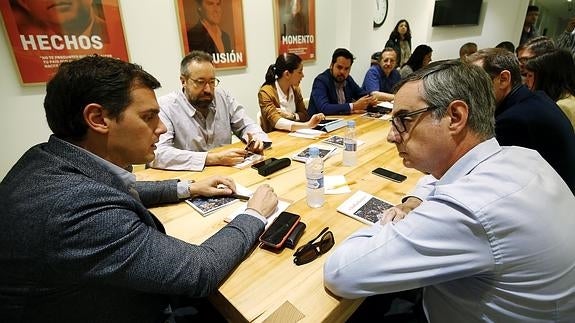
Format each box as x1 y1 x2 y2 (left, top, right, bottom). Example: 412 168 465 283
293 227 335 266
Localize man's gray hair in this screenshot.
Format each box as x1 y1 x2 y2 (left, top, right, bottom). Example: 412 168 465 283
394 59 495 139
180 50 213 77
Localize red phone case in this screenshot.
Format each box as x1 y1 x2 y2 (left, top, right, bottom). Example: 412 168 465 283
259 212 301 248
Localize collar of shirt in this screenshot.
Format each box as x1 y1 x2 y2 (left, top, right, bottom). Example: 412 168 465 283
436 137 501 186
275 80 295 111
58 139 137 191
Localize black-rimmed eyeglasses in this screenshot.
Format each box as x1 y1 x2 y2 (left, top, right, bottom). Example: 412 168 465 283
293 227 335 266
188 77 220 89
390 106 438 133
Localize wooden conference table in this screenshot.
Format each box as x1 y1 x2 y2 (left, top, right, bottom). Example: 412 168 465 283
135 115 424 322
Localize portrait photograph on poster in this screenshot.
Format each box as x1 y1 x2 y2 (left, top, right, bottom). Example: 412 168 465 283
0 0 129 84
176 0 246 69
274 0 316 61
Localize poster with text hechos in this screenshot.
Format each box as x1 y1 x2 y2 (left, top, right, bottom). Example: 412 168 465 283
0 0 128 84
274 0 316 61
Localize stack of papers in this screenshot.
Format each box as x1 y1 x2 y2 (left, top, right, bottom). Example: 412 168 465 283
321 135 365 148
337 190 394 225
291 144 338 163
289 128 326 139
185 184 252 216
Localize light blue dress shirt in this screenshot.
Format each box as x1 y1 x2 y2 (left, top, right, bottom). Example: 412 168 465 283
324 138 575 322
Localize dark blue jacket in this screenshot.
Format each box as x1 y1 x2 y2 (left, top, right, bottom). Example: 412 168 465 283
308 69 368 115
496 85 575 194
0 135 264 322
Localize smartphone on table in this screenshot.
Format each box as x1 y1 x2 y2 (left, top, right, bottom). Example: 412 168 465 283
372 167 407 183
259 211 301 248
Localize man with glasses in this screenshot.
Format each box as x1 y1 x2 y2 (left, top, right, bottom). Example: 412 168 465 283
324 59 575 321
515 36 554 79
149 50 269 171
468 48 575 194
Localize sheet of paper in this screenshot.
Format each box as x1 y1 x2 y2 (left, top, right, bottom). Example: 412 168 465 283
225 199 291 229
288 128 326 139
377 101 394 109
233 153 264 169
324 175 352 195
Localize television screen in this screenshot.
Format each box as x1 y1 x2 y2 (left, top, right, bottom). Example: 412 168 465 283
432 0 482 26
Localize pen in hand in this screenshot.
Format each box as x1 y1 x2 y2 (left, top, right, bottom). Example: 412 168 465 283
216 184 250 200
230 193 250 201
244 139 256 151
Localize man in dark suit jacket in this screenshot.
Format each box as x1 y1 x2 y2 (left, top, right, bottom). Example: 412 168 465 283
469 48 575 194
187 0 232 54
187 21 231 54
308 48 377 115
0 55 278 322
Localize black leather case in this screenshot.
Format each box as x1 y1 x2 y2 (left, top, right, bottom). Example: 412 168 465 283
258 157 291 176
284 222 306 249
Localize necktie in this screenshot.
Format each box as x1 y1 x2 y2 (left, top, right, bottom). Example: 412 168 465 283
336 84 346 104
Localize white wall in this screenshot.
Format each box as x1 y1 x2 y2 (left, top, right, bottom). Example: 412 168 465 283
0 0 530 180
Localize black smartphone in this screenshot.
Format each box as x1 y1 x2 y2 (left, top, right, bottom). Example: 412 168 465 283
372 167 407 183
251 158 278 170
259 211 301 248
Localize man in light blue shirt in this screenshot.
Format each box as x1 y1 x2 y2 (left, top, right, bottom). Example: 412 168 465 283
149 51 270 171
324 60 575 322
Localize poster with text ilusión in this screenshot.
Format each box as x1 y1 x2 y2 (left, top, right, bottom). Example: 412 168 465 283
0 0 129 84
176 0 247 69
274 0 315 61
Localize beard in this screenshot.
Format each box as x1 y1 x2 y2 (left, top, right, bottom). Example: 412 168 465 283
188 92 213 109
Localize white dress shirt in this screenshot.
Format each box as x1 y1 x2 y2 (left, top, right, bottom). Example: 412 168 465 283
324 138 575 322
149 88 269 171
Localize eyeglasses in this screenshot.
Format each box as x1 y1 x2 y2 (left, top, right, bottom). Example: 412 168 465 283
188 77 220 88
293 227 334 266
390 106 438 133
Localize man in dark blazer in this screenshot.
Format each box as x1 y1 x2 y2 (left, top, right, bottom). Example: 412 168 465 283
469 48 575 194
187 0 232 54
308 48 377 115
0 55 278 322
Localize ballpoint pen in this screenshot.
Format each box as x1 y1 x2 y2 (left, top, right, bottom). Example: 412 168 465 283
244 139 256 151
230 193 250 201
327 181 356 190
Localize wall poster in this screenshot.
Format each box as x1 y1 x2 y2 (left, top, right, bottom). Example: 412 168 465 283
0 0 129 84
176 0 246 69
274 0 316 61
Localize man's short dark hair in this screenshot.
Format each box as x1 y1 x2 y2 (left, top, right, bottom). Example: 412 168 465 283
527 5 539 13
44 55 161 141
180 50 213 77
331 48 355 65
467 48 523 88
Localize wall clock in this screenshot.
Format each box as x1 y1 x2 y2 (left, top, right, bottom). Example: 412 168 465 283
373 0 388 28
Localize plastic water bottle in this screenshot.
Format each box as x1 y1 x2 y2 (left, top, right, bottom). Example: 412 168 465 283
306 147 325 208
342 120 357 166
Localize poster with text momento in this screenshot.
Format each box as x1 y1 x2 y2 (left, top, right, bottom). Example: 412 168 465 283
0 0 129 84
274 0 315 61
176 0 247 69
